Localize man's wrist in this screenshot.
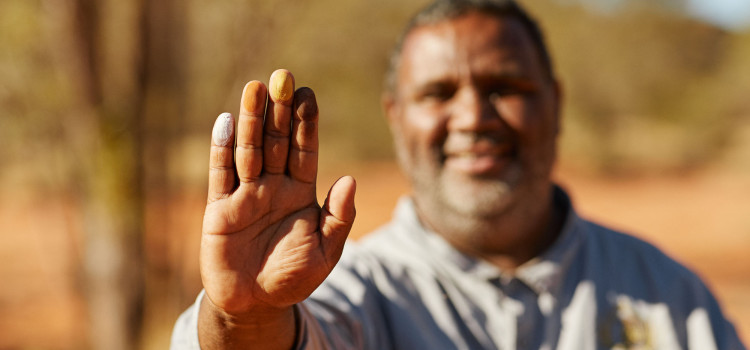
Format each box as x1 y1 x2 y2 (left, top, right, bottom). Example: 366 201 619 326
198 293 297 349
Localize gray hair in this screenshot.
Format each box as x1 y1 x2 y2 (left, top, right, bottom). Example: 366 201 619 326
384 0 555 95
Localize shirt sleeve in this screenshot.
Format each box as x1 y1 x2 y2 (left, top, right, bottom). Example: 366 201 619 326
167 292 367 350
292 302 338 349
170 290 203 350
168 291 332 350
294 242 391 349
686 280 747 350
169 243 389 350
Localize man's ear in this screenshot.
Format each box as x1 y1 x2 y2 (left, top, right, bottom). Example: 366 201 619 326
382 92 399 127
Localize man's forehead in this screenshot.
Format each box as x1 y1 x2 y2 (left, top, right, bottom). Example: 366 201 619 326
398 13 536 79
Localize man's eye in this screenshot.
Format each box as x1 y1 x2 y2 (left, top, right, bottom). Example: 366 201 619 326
490 88 519 96
426 92 451 100
489 86 523 97
420 86 455 101
489 82 538 97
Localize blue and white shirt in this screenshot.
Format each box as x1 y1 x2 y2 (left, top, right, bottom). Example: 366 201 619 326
172 191 746 349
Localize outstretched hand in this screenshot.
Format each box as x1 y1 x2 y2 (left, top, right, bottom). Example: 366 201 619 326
200 69 356 318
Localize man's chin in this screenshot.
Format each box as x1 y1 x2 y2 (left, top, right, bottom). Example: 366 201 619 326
437 175 516 218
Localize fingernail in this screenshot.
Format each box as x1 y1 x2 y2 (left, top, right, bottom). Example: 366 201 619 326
212 112 233 146
269 69 294 103
242 81 265 113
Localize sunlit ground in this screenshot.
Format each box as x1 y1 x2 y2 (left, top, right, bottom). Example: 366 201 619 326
0 158 748 348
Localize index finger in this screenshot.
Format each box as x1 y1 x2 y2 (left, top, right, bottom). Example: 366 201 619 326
262 69 295 175
236 81 267 183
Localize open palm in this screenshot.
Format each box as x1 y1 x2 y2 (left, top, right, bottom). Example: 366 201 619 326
200 70 356 315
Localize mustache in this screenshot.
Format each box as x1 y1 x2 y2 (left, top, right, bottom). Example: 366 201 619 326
442 132 515 154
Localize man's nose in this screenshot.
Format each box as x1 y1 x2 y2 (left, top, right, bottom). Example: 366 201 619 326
448 88 502 132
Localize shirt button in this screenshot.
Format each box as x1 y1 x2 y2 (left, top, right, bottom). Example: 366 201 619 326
538 292 555 315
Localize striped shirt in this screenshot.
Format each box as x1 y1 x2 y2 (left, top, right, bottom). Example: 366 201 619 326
172 191 746 349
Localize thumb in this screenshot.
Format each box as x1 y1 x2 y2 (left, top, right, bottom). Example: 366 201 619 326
320 176 356 266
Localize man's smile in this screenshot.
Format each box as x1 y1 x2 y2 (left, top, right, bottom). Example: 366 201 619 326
443 140 516 176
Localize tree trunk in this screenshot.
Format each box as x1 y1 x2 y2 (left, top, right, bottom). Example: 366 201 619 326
59 0 149 348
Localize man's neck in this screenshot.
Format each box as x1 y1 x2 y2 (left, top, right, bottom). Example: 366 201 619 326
415 186 566 273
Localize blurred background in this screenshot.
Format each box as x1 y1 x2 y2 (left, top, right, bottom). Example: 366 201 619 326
1 0 748 348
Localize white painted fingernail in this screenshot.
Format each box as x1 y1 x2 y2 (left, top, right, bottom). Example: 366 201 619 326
212 112 233 146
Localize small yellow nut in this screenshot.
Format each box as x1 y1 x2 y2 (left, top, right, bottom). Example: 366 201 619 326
269 69 294 103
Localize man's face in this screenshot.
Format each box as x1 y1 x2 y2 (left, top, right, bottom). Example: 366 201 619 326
386 12 560 221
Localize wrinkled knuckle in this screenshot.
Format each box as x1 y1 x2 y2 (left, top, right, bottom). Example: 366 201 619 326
238 174 260 183
236 142 261 150
294 146 317 154
265 130 290 139
263 164 285 175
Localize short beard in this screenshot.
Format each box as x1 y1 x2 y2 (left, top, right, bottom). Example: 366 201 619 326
435 169 518 218
394 133 521 233
407 157 523 235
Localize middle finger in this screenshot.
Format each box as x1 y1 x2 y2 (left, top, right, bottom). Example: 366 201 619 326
263 69 295 175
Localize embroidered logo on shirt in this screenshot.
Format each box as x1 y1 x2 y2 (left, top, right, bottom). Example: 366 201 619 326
600 296 653 350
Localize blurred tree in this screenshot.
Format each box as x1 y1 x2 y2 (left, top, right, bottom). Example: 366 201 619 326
139 0 188 347
55 0 148 349
526 0 735 173
44 0 186 348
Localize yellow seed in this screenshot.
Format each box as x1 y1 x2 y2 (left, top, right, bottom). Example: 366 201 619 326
269 69 294 103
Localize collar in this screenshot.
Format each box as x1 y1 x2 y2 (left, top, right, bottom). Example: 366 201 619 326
392 186 586 296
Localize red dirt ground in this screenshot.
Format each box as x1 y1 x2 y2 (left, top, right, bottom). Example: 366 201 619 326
0 161 747 348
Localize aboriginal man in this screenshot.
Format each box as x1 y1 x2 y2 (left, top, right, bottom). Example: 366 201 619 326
172 0 746 349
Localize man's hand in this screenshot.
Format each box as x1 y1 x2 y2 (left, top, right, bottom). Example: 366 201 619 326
198 69 356 349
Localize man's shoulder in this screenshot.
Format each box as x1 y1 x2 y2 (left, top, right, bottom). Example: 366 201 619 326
580 219 680 260
576 217 707 292
572 217 746 349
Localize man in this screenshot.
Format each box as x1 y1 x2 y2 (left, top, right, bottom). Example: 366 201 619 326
172 0 746 349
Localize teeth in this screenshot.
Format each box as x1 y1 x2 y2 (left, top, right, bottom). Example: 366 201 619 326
452 152 490 160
